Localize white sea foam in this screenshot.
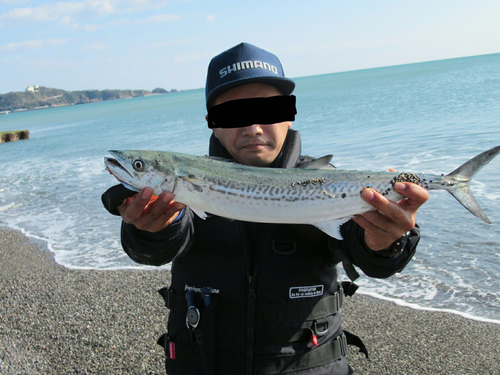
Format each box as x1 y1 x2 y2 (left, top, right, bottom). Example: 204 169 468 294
1 55 500 323
357 290 500 325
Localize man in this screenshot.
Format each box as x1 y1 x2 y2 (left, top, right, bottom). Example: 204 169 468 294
102 43 428 374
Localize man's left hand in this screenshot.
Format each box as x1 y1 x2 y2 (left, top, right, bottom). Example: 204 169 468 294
351 182 429 251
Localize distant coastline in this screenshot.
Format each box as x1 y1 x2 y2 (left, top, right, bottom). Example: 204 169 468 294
0 86 177 114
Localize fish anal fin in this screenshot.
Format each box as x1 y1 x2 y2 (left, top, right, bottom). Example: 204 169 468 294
190 207 207 220
313 217 351 240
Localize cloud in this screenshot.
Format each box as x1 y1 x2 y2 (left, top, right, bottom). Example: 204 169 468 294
143 14 180 23
108 13 179 26
84 23 102 31
1 39 69 51
146 38 198 48
206 15 215 23
0 0 30 4
1 0 171 24
2 2 86 22
83 42 108 51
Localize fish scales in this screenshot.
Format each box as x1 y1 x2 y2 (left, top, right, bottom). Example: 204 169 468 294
172 162 388 223
105 146 500 240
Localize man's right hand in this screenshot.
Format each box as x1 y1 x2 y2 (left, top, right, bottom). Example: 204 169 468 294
118 187 186 233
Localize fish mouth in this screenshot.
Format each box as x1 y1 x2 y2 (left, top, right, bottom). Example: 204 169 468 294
104 151 135 185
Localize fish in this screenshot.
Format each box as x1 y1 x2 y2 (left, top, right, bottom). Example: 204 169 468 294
104 145 500 240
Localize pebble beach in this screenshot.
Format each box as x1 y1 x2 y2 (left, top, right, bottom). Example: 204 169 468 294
1 226 499 375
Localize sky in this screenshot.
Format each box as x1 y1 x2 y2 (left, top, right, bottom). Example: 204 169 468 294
1 0 499 94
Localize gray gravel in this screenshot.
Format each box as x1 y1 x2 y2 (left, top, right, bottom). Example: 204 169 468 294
1 227 499 374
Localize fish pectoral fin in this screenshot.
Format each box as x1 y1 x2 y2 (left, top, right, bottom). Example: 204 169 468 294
181 177 213 190
189 206 207 220
304 155 335 170
313 217 351 240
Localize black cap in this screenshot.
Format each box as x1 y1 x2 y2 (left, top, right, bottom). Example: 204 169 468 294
205 42 295 108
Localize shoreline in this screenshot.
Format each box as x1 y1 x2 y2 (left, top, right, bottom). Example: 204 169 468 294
1 226 499 374
0 89 202 115
0 93 163 115
11 223 500 325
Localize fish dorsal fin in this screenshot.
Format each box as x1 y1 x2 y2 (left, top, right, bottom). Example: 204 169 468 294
313 217 351 240
304 155 334 170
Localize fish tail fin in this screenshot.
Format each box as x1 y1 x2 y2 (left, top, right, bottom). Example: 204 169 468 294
445 145 500 224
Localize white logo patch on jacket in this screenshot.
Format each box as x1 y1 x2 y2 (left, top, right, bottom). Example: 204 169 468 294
289 285 324 299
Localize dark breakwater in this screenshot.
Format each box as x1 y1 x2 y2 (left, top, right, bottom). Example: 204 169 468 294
0 130 30 143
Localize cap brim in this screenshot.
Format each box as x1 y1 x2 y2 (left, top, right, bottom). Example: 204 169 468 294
206 76 295 108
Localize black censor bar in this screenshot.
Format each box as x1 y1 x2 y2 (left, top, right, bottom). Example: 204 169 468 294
207 95 297 129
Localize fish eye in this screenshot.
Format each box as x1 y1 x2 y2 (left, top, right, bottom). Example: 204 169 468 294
133 159 145 171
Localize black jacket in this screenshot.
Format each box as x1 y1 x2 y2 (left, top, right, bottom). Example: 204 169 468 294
103 130 419 374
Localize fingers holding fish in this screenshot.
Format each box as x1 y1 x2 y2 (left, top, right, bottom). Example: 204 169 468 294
353 184 427 250
393 182 430 211
351 211 396 251
118 188 185 232
352 205 408 251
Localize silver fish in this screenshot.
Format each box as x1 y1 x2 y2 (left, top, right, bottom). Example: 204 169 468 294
104 146 500 239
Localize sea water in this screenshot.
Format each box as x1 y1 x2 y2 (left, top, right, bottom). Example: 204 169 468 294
1 53 499 322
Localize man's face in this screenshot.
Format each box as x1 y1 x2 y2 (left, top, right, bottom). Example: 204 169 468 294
211 83 292 167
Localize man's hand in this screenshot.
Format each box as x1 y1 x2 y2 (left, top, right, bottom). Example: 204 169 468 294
351 182 429 251
117 187 186 233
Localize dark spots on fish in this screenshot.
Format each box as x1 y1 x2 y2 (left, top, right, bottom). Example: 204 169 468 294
210 188 227 194
291 177 327 187
380 186 392 196
227 192 238 197
391 172 421 185
191 184 203 193
341 193 346 199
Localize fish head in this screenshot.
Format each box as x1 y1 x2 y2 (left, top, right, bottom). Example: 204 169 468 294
105 150 177 195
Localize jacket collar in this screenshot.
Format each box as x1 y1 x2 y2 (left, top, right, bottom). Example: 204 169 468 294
208 129 302 169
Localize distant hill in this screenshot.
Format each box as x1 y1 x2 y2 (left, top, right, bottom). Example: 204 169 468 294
0 86 172 112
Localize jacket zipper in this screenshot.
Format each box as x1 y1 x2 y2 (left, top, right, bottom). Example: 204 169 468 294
245 270 258 375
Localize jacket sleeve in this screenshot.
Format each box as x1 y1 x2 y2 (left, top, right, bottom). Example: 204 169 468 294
337 220 420 279
120 209 194 266
101 184 194 266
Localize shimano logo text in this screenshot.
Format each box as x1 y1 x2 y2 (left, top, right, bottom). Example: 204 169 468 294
219 60 278 78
